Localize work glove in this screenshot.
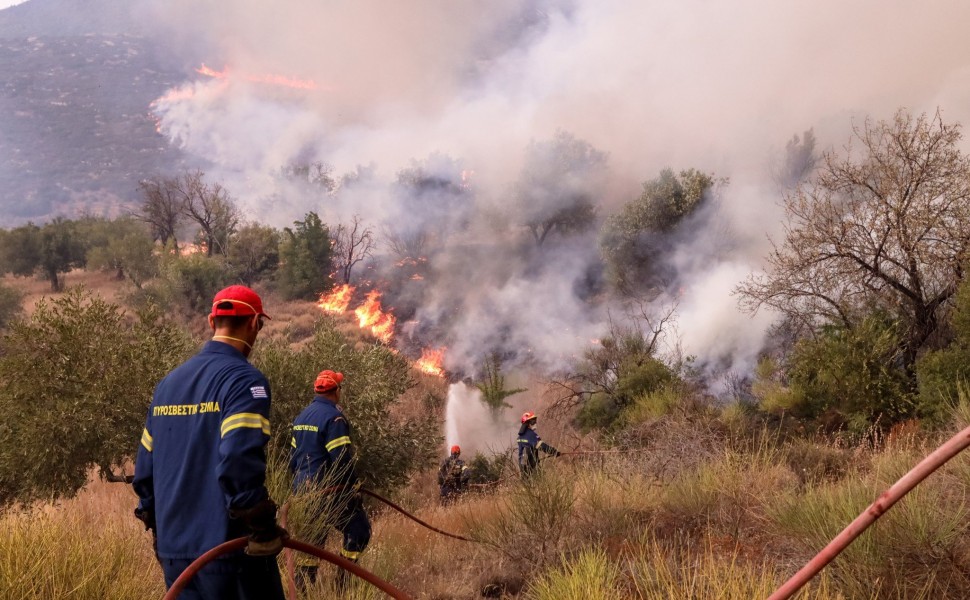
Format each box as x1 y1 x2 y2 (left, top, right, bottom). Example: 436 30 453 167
133 507 156 532
230 498 288 557
554 450 563 457
245 525 288 556
134 507 159 560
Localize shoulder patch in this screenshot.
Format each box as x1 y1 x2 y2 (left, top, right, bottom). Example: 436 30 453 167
250 385 268 399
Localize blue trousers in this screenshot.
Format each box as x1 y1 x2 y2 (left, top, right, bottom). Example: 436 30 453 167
161 554 285 600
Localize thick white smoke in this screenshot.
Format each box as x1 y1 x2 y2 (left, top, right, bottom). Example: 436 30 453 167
141 0 970 388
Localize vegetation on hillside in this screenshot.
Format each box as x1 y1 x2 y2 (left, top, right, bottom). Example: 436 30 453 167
3 107 970 598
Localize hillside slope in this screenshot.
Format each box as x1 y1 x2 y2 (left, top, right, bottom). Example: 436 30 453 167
0 0 190 223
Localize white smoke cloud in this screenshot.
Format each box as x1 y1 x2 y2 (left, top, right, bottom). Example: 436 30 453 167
141 0 970 389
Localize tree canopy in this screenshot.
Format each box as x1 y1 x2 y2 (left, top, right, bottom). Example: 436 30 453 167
514 130 608 247
738 109 970 369
277 211 334 300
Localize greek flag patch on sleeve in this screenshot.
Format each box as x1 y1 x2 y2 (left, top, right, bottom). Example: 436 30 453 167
250 386 268 399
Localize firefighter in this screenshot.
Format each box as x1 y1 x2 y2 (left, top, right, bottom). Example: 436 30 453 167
517 411 561 476
289 369 372 589
132 285 286 600
437 445 470 503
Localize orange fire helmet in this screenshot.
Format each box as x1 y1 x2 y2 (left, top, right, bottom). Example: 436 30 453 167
450 445 461 455
521 411 536 424
314 370 344 394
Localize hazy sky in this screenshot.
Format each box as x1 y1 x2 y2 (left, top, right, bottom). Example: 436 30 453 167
0 1 25 9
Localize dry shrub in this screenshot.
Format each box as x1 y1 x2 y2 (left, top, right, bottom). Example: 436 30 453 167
612 412 725 482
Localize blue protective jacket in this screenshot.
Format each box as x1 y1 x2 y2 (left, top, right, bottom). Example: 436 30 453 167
517 425 559 472
289 396 359 492
132 341 274 560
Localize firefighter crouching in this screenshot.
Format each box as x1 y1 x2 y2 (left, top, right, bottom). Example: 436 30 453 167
289 369 372 589
517 411 561 476
438 445 470 503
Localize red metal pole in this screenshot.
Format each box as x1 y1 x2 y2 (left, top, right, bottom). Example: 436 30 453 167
767 424 970 600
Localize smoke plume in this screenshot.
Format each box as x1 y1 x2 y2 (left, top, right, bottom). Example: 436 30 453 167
140 0 970 388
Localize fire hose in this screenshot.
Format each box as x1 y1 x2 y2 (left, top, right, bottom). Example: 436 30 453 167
767 423 970 600
276 487 491 599
161 535 410 600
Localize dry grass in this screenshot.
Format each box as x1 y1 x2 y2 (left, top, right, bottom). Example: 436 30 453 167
0 473 164 600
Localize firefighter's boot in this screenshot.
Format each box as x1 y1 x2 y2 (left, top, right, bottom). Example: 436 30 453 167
335 559 358 591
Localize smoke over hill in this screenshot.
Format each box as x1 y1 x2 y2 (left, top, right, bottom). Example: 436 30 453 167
8 0 970 394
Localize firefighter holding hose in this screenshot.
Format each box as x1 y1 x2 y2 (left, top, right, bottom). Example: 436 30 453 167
289 369 372 589
438 445 470 503
132 285 286 600
517 411 561 476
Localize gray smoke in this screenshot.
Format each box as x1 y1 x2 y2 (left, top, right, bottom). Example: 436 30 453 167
141 0 970 386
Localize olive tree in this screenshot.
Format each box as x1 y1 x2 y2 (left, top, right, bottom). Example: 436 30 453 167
0 289 194 507
514 130 608 247
601 168 716 295
276 212 334 300
738 109 970 370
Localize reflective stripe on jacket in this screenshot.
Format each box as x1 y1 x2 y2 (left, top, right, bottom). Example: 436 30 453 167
132 341 274 559
289 396 359 491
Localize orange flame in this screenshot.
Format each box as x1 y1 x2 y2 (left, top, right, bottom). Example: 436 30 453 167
416 347 446 377
196 63 228 78
354 290 396 344
196 63 318 90
318 284 355 313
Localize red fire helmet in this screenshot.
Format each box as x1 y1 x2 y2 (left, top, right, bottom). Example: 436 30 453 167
521 411 536 424
450 445 461 455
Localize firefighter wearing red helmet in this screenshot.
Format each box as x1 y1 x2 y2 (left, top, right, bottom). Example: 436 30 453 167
132 285 285 599
437 445 470 504
517 411 560 476
289 369 371 589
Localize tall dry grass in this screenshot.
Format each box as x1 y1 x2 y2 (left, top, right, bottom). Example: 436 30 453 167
0 474 163 600
5 401 970 599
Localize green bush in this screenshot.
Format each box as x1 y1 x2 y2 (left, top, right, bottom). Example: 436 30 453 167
0 281 24 330
916 276 970 425
786 316 916 432
0 288 194 507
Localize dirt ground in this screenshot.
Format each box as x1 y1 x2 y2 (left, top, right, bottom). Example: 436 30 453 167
2 269 126 315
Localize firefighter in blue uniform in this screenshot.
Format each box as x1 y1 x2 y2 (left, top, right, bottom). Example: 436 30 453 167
517 411 561 476
289 369 372 588
132 285 286 600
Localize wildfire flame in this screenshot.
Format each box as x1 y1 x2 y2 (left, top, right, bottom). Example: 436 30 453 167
318 284 355 314
196 63 318 90
416 347 446 377
354 290 396 344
